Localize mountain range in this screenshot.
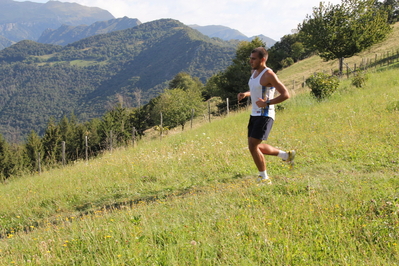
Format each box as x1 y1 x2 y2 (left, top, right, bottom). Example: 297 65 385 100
0 19 237 142
0 0 276 49
0 0 113 43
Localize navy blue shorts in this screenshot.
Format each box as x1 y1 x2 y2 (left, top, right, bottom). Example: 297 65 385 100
247 116 274 140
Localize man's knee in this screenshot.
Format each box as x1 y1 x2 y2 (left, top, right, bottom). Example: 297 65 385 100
248 137 261 152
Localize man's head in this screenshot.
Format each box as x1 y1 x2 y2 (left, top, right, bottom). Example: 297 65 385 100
250 47 268 70
253 47 268 59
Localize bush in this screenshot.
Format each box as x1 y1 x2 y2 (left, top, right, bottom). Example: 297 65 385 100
306 72 340 100
280 57 294 68
351 71 368 88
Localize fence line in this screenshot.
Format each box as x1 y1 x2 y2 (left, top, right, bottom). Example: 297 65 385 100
285 48 399 91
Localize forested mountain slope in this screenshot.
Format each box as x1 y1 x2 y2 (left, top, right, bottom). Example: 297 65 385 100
0 19 236 142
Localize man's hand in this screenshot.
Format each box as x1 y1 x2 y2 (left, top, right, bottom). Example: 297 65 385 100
237 92 249 102
256 97 268 108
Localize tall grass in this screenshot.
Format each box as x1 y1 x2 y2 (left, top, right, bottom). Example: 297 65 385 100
1 69 399 264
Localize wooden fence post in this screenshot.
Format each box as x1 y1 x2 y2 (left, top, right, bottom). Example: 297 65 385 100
226 98 229 116
62 141 66 165
160 112 163 140
132 127 136 146
191 109 194 129
110 130 113 153
85 136 88 162
208 101 211 123
38 152 41 174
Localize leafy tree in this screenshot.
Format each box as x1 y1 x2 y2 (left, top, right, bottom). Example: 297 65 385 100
25 130 43 172
379 0 399 23
0 133 15 180
299 0 392 73
41 118 62 165
152 88 204 131
268 34 312 71
152 73 205 130
100 105 132 148
168 72 203 92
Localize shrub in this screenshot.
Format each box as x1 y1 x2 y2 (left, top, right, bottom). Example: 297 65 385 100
306 72 340 100
281 57 294 68
351 71 368 88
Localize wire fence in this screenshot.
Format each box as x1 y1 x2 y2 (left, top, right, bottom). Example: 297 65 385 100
284 48 399 91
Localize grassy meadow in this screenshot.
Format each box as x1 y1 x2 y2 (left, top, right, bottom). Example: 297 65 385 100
1 66 398 265
1 29 399 264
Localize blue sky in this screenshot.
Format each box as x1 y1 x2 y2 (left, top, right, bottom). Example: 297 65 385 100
18 0 342 40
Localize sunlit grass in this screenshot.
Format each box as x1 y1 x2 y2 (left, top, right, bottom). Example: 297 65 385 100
1 66 399 265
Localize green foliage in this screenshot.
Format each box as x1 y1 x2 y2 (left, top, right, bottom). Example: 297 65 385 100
0 19 236 142
152 73 205 131
0 134 15 180
280 57 294 68
204 37 265 108
168 72 203 92
351 70 369 88
100 105 133 148
306 72 340 100
0 40 62 62
268 34 313 71
41 118 62 165
299 0 392 61
24 130 43 172
380 0 399 23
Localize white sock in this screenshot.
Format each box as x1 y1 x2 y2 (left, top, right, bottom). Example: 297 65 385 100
259 171 269 179
277 150 288 160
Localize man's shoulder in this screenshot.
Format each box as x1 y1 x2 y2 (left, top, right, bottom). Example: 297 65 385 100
260 68 276 82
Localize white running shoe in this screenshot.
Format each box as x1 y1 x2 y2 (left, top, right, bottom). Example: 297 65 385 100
283 150 296 165
256 176 272 185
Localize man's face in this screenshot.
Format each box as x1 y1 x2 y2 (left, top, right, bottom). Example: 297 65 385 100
249 52 262 70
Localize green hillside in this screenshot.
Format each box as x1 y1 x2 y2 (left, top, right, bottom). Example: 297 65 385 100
0 19 236 142
0 51 398 264
278 22 399 90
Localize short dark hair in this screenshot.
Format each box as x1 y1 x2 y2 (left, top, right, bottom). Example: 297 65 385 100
251 47 268 60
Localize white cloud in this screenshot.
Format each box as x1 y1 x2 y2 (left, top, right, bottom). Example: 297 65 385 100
20 0 343 40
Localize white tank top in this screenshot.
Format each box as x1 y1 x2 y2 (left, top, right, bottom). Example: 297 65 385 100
248 68 275 119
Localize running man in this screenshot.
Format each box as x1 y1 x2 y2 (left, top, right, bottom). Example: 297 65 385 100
237 47 295 184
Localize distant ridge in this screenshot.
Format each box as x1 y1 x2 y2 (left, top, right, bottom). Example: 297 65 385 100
38 17 142 45
189 24 276 47
0 35 14 50
0 0 114 42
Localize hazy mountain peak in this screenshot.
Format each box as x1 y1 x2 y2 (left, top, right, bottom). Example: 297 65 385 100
188 24 276 47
